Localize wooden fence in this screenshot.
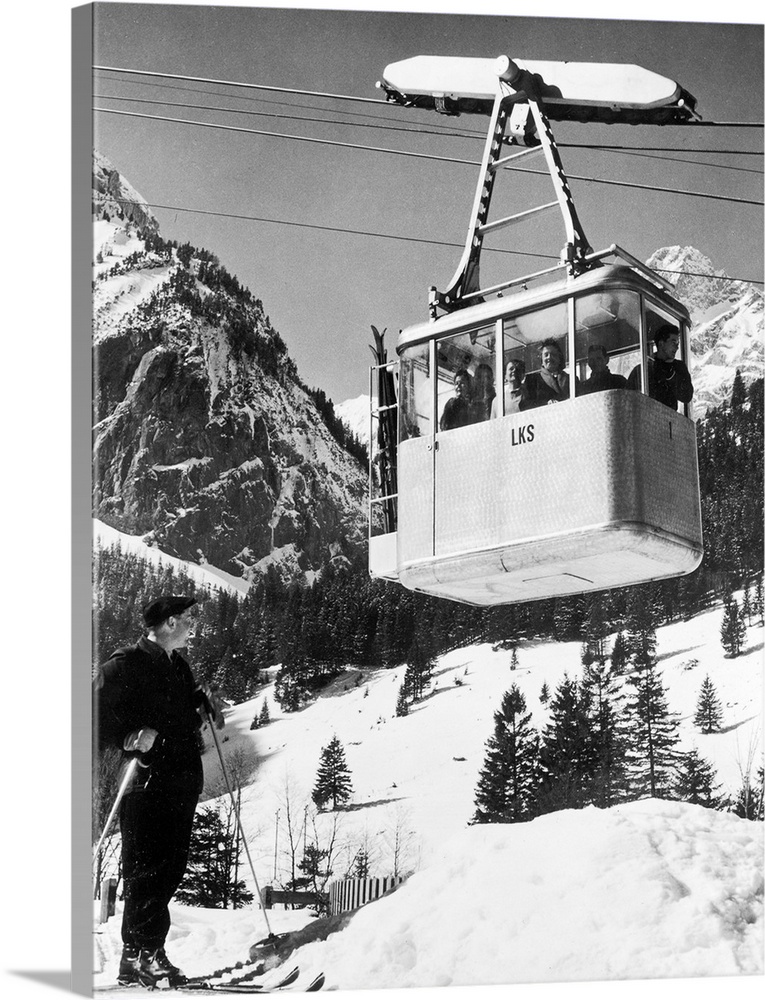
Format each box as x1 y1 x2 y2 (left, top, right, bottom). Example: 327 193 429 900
327 875 406 916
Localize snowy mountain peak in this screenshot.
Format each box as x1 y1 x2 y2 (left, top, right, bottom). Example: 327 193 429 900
92 153 368 586
647 246 764 416
92 151 159 234
334 394 371 446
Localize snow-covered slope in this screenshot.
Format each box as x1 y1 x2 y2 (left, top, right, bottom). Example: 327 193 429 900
94 519 249 594
213 602 762 871
94 597 764 988
95 799 762 988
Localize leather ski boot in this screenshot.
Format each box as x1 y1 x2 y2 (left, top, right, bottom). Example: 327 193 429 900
137 947 187 987
117 944 140 985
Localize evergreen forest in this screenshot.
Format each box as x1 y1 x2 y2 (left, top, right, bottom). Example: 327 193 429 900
94 376 763 715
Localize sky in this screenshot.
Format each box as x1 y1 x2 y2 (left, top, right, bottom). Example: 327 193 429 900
0 3 762 1000
89 2 764 402
90 523 764 990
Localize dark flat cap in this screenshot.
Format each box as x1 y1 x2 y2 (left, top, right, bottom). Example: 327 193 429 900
143 595 197 628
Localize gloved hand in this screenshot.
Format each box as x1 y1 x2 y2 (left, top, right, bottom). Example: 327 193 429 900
123 727 159 754
196 683 226 729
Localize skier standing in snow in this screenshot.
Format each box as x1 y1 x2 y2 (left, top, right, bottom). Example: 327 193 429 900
94 595 223 988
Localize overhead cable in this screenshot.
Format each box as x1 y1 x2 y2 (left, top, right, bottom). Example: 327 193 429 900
109 195 555 260
94 65 764 128
94 95 486 141
106 196 765 286
94 77 765 150
96 95 764 172
95 65 764 129
94 64 388 106
94 106 765 207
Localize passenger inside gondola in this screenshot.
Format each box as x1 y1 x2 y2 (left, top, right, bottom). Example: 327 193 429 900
627 323 694 411
439 368 473 431
470 363 496 424
581 344 628 394
524 338 577 406
491 359 528 417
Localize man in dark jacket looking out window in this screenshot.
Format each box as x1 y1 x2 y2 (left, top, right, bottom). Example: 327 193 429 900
627 324 694 411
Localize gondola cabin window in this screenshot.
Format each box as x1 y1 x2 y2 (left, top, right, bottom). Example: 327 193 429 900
436 324 496 431
501 301 569 413
574 289 641 396
399 341 430 442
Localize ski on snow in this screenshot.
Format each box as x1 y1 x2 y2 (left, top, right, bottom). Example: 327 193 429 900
95 965 325 994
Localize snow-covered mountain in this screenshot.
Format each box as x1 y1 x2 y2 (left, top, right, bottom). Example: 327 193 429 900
94 592 764 989
333 394 370 447
337 246 763 427
648 246 763 416
93 150 159 235
92 153 367 586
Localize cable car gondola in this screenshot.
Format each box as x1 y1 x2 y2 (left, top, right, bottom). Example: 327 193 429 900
369 56 703 606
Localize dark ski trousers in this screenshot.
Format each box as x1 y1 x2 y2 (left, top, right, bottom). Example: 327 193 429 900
119 789 198 950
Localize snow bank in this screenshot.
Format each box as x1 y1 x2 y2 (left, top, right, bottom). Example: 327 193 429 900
93 800 763 991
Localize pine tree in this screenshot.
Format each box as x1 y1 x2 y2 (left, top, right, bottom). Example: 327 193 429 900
539 682 550 705
351 848 371 879
610 631 629 675
693 676 723 734
623 588 658 669
674 749 725 809
537 676 595 814
582 594 609 666
403 635 435 702
472 685 539 824
395 685 409 717
312 736 353 811
581 663 630 807
176 805 254 908
720 598 746 657
730 368 747 410
625 658 681 799
754 577 765 626
741 585 753 627
298 842 332 913
731 765 764 821
259 698 271 726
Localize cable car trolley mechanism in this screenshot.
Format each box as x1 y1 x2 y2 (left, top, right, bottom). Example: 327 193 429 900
368 55 703 606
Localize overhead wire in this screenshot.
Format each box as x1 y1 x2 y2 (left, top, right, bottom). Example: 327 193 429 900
94 75 765 154
107 195 557 260
105 195 764 287
93 77 469 133
94 67 764 285
94 64 765 130
94 64 390 106
94 94 492 142
96 94 764 173
94 106 765 207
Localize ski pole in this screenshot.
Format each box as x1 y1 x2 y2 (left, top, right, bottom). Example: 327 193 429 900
203 704 276 940
93 755 139 864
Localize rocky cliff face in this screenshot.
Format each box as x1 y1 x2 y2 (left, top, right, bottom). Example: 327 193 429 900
647 246 763 417
92 153 368 585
